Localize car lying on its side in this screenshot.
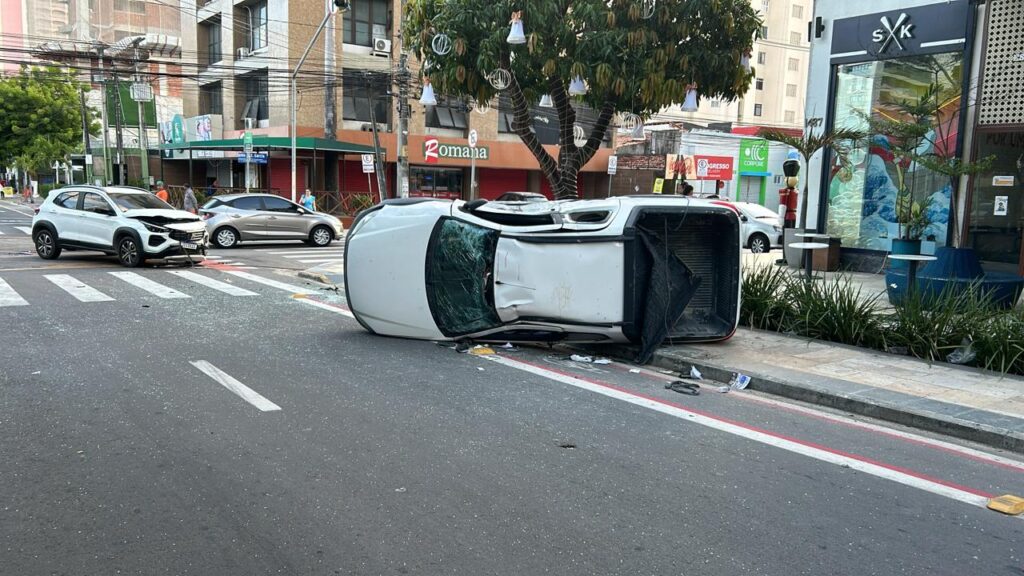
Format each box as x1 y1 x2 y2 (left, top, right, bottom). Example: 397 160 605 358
344 196 742 363
32 185 208 267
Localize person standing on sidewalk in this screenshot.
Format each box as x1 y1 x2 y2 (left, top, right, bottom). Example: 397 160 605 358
183 183 198 214
155 181 169 203
300 188 317 212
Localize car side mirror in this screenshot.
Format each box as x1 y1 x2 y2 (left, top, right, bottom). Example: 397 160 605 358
740 215 748 222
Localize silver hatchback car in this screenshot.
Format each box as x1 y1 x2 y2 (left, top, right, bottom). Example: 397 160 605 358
200 193 344 248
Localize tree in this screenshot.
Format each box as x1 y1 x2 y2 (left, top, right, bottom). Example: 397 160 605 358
759 121 864 231
405 0 762 199
0 66 96 181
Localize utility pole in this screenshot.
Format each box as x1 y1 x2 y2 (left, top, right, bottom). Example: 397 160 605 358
97 49 112 185
112 69 126 185
78 87 93 184
395 0 410 198
365 73 388 199
323 0 338 195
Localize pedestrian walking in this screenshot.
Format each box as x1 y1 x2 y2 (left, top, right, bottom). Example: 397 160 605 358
206 179 217 197
183 183 198 214
155 180 169 203
300 188 317 212
22 183 32 204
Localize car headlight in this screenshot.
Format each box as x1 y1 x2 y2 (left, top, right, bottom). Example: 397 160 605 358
143 223 169 234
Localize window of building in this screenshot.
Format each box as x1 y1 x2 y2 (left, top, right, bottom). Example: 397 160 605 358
786 83 798 97
203 20 222 65
761 0 769 13
342 0 389 47
241 72 268 123
113 0 146 13
788 58 800 72
411 166 464 199
757 51 766 65
790 31 803 45
760 26 769 40
792 4 804 18
425 97 468 130
784 110 796 123
342 73 390 125
753 104 763 117
248 1 268 51
200 82 223 116
755 78 764 91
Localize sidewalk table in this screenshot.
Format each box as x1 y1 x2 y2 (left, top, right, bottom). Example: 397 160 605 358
887 254 937 291
788 241 830 279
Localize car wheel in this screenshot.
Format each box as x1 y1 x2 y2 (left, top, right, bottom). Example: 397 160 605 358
214 227 239 248
117 235 144 267
749 233 770 254
33 228 61 260
308 225 333 247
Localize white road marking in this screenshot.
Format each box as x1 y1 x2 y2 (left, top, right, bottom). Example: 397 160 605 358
0 203 36 216
0 230 4 234
295 258 344 264
0 278 28 306
225 270 315 294
44 274 114 302
167 270 259 296
486 355 998 511
264 250 346 257
15 226 32 235
109 271 190 299
203 255 225 260
190 360 281 412
294 295 354 317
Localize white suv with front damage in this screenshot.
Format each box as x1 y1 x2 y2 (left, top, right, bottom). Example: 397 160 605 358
32 185 209 267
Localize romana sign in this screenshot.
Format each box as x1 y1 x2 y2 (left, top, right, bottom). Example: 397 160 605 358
424 137 489 163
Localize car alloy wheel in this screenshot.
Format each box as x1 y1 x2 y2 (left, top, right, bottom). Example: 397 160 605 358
35 230 56 258
118 237 141 267
311 226 332 246
215 228 238 248
750 234 768 254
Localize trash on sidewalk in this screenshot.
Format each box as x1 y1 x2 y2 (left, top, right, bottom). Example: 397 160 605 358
947 338 977 365
689 366 703 380
714 386 731 393
729 373 751 390
665 380 700 396
468 345 496 356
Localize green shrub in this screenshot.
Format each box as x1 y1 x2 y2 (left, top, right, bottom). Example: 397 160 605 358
972 309 1024 374
740 265 792 331
883 282 999 362
349 193 375 214
783 274 886 349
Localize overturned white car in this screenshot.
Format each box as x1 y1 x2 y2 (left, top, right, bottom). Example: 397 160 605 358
344 196 741 362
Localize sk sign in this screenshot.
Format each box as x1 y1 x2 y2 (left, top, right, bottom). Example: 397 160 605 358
872 13 914 53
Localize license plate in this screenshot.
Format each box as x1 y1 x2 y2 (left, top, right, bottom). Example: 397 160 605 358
181 242 199 250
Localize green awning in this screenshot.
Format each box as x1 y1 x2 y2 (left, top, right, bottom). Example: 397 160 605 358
160 136 377 155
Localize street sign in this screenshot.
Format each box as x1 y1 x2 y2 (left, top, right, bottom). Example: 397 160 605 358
607 155 618 175
468 129 478 148
653 178 664 194
243 131 253 155
237 152 268 164
130 82 153 102
361 154 376 173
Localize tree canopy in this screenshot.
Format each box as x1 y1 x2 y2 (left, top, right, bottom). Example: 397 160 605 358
405 0 762 198
0 66 96 176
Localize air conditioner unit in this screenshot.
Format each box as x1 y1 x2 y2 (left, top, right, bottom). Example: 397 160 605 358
236 47 249 59
372 38 391 55
360 123 386 132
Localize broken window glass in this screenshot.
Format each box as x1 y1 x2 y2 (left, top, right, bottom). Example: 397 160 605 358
426 218 502 337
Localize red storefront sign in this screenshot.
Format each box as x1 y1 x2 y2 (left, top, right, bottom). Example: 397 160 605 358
693 155 734 180
424 137 440 164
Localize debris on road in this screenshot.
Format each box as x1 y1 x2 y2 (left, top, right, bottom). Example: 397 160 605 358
689 366 703 380
570 354 593 363
947 338 977 365
468 346 496 356
629 368 642 374
730 373 751 390
665 380 700 396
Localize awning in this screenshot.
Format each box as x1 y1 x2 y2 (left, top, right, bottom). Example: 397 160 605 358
160 136 378 155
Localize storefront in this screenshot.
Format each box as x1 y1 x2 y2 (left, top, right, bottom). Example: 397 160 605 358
817 1 975 255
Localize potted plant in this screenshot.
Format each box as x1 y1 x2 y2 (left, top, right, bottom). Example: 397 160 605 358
340 193 375 229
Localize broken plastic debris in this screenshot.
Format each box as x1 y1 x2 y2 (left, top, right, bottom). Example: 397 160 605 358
570 354 594 363
395 487 407 493
729 373 751 390
629 369 641 374
477 367 485 371
31 371 40 375
468 346 495 356
593 358 612 365
501 343 515 349
689 366 703 380
947 338 977 365
665 381 700 396
715 386 731 393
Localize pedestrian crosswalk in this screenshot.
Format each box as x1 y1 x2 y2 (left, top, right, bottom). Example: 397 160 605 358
0 268 332 307
255 245 345 265
202 254 254 269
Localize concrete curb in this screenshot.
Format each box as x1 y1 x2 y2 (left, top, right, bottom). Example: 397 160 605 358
587 344 1024 454
297 270 333 286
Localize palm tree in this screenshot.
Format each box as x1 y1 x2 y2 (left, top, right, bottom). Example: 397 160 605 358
759 122 865 232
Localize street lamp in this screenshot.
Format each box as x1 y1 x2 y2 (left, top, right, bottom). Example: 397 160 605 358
291 0 349 203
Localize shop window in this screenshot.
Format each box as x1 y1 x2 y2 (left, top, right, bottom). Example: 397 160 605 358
753 104 762 117
200 82 223 116
410 167 464 199
826 53 964 251
342 73 390 125
968 131 1024 267
425 97 468 130
342 0 389 47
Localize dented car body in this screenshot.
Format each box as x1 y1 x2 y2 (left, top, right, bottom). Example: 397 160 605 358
344 196 741 362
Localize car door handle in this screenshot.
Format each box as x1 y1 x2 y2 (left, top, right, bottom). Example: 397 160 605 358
268 216 278 220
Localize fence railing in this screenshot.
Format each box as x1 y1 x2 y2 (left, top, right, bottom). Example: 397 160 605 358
161 186 378 216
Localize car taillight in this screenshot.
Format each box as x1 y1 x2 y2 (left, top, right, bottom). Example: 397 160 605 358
201 212 212 220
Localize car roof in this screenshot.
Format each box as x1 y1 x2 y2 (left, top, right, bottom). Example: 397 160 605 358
213 193 282 201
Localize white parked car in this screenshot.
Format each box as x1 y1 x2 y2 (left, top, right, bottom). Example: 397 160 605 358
32 185 208 267
345 196 742 363
718 201 783 253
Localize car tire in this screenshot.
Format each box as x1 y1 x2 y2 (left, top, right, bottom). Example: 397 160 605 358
307 225 333 247
749 233 770 254
213 227 239 248
33 228 61 260
117 234 145 268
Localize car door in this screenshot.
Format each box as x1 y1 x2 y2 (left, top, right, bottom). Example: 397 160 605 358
261 196 309 238
44 190 83 241
78 192 118 248
226 196 268 238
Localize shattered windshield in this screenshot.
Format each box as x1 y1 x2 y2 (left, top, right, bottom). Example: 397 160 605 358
425 218 502 337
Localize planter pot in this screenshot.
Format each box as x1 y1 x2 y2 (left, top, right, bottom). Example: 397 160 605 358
340 216 355 230
885 247 1024 308
888 238 921 271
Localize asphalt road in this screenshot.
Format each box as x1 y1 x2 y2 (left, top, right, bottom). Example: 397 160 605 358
2 199 1023 575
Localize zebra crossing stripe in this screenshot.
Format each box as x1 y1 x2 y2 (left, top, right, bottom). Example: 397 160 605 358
109 271 190 299
15 226 32 235
296 258 344 264
225 270 316 294
0 278 28 306
44 274 114 302
167 270 258 296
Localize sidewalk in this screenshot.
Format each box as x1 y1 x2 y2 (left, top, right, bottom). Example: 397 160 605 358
628 328 1024 453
